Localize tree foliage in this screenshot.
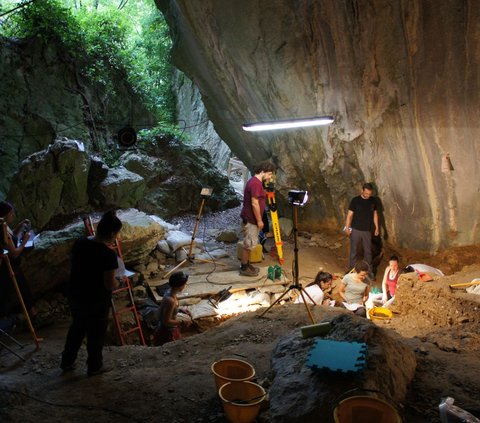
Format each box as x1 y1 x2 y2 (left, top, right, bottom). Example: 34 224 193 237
0 0 175 122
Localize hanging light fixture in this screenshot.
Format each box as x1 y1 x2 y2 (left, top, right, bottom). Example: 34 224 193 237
242 116 334 132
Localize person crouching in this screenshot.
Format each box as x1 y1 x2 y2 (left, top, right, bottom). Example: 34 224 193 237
153 271 192 346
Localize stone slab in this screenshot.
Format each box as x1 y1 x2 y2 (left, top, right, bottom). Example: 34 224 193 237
147 267 289 302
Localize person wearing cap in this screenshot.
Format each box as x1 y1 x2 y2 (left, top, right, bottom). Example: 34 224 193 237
153 271 192 346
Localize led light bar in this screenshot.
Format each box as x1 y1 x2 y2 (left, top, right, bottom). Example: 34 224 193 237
242 116 334 132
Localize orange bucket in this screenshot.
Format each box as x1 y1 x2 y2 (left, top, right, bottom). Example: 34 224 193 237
334 395 402 423
219 381 265 423
211 359 255 391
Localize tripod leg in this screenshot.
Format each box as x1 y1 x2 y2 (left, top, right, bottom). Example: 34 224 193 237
258 287 293 318
300 288 317 305
162 258 188 279
187 198 206 257
3 256 42 349
298 289 316 324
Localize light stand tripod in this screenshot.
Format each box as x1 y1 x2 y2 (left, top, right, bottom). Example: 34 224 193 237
260 193 316 324
163 188 218 279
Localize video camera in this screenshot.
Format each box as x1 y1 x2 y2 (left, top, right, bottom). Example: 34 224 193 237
288 190 308 206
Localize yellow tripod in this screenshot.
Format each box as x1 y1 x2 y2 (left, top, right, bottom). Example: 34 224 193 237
264 182 284 265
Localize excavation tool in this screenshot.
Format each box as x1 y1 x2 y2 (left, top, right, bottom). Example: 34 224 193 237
264 182 284 265
449 279 480 289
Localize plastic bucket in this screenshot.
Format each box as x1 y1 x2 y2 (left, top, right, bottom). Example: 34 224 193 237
368 307 393 320
333 396 402 423
211 359 256 391
219 381 266 423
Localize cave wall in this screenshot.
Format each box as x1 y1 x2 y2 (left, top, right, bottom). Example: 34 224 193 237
174 70 232 170
0 36 156 199
157 0 480 252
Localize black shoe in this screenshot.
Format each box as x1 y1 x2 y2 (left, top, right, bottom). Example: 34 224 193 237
60 363 76 372
87 365 110 376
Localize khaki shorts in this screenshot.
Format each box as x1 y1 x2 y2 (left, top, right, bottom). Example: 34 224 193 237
243 222 259 250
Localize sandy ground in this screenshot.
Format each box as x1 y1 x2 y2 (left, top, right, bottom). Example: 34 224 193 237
2 206 480 422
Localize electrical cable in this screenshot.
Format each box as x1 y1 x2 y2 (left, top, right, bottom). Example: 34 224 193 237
0 388 145 423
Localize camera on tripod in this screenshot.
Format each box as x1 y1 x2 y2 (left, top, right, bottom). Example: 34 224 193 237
288 190 308 206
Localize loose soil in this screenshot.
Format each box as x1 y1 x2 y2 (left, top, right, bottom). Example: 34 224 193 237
1 206 480 423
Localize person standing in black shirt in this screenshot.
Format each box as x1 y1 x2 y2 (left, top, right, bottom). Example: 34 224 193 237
344 183 379 273
60 211 122 376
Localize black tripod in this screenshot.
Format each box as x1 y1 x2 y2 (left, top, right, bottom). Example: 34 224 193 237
259 204 316 324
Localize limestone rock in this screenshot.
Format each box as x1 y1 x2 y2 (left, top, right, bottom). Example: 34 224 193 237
173 70 231 170
158 0 480 251
9 139 90 229
269 313 416 421
115 209 166 264
118 152 171 184
0 36 155 199
20 209 167 297
93 167 145 209
215 230 238 243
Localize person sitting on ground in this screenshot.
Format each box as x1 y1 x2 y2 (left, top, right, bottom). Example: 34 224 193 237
0 201 36 319
295 271 334 305
381 255 401 303
153 271 192 346
339 261 370 317
60 210 122 376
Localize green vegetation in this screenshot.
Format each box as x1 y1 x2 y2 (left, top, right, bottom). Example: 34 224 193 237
0 0 175 123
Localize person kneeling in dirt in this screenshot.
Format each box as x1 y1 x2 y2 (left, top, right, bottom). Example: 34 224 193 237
339 261 370 317
295 271 335 305
153 271 192 346
381 255 402 304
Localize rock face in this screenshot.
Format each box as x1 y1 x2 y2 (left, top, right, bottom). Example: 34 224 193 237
8 140 90 229
8 139 239 229
174 70 232 170
157 0 480 252
0 36 155 200
20 209 168 296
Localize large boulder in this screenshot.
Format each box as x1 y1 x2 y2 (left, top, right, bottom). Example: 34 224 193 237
118 152 171 185
92 167 146 209
137 142 239 218
8 139 90 230
20 208 168 297
269 313 416 422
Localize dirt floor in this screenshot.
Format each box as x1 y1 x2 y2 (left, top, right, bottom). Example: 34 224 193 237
1 207 480 423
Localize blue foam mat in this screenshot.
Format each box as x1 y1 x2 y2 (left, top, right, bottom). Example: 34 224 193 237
306 339 368 374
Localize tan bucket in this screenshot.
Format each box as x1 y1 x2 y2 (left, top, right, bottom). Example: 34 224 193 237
211 359 256 391
333 395 402 423
219 381 265 423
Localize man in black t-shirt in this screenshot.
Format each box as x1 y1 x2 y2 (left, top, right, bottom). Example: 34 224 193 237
344 183 379 272
61 211 121 376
